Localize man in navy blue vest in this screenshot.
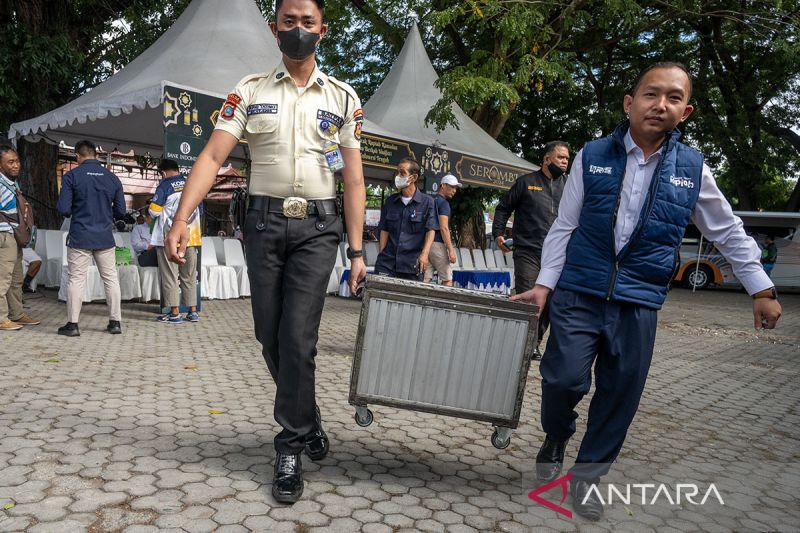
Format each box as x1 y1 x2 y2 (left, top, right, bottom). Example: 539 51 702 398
512 62 782 520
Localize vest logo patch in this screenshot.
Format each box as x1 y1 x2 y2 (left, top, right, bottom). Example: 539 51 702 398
589 165 613 175
669 176 695 189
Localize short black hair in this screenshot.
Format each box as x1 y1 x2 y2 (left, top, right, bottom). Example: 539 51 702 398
399 157 420 178
275 0 325 17
75 140 97 158
543 141 569 157
0 144 17 158
630 61 693 99
158 159 180 172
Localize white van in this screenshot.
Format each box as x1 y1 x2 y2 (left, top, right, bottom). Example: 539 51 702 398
674 211 800 291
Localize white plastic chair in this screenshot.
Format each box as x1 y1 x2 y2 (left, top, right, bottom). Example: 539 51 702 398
206 236 226 265
472 248 488 270
44 230 64 287
458 247 474 271
364 241 379 267
223 239 250 297
484 249 499 270
494 249 508 268
200 239 239 299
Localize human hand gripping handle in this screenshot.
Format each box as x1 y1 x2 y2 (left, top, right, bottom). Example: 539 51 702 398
509 284 551 319
753 297 781 330
165 219 189 265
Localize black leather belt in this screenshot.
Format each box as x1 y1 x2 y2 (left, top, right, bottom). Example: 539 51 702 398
248 195 338 219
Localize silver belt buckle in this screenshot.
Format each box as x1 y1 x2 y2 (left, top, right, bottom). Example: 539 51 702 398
282 197 308 219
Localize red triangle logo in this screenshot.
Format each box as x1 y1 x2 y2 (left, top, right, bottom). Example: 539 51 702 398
528 472 573 519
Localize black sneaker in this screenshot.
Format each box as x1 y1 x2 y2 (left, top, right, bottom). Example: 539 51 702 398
58 322 80 337
107 321 122 334
22 282 33 293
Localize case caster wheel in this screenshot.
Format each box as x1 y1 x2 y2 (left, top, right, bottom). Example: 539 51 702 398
355 406 373 427
491 428 511 449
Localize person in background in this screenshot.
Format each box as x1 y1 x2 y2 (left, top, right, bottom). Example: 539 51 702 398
150 159 201 324
375 158 439 280
0 144 40 330
424 174 462 286
56 139 125 337
131 210 157 267
761 235 778 277
493 141 571 359
21 247 42 293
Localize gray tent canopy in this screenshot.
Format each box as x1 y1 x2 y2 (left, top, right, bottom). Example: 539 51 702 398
362 24 536 190
8 0 281 158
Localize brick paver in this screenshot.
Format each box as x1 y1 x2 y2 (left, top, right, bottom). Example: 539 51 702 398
0 287 798 532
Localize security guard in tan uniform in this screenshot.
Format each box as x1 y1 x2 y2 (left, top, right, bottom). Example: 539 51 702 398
166 0 366 504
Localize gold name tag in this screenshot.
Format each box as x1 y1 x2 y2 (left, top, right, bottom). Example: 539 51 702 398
528 185 543 191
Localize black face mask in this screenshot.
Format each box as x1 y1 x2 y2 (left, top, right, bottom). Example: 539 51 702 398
547 162 566 178
277 27 320 60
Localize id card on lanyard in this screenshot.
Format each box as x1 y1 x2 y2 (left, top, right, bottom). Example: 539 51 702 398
323 142 345 172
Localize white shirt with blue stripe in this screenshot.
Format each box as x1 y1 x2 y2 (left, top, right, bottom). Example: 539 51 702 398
0 172 18 233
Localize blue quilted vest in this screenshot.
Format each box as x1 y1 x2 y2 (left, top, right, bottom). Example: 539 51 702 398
558 122 704 309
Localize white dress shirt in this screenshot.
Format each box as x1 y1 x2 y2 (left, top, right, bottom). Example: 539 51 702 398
131 223 151 255
537 131 773 296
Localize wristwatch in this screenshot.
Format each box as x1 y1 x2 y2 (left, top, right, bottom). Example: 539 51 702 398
346 247 364 260
752 287 778 300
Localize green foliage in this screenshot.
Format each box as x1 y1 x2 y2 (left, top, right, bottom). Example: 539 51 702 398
2 0 798 217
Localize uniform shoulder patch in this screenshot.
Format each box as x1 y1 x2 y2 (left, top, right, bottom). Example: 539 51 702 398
220 93 242 120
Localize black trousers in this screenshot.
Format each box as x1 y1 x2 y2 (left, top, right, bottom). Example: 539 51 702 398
244 208 342 454
513 245 550 346
540 288 657 480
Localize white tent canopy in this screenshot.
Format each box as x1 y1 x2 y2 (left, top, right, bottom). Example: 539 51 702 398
363 24 536 172
9 0 281 155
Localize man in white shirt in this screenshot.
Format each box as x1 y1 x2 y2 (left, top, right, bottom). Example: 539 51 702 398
512 62 782 520
131 211 157 267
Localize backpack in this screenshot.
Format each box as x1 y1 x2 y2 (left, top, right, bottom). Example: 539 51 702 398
0 179 35 247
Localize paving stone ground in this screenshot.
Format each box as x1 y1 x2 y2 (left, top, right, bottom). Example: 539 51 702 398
0 286 798 532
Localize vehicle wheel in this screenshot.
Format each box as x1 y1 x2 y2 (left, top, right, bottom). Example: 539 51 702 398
685 264 712 290
491 429 510 449
355 409 374 427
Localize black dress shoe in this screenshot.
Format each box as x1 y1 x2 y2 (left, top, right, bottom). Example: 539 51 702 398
57 322 80 337
272 452 304 504
570 478 604 521
305 405 329 461
107 321 122 334
535 436 569 483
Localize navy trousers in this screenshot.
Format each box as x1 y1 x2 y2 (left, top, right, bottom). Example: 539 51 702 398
540 287 658 480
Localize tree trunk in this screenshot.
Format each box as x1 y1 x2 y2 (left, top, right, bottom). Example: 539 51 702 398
787 179 800 212
18 138 62 229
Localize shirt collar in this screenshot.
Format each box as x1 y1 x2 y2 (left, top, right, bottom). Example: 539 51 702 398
393 187 424 204
624 130 661 164
273 61 327 89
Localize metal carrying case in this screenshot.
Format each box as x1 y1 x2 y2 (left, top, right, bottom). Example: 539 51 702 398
348 275 538 449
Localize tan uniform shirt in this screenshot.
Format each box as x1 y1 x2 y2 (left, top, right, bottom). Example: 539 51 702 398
215 61 363 200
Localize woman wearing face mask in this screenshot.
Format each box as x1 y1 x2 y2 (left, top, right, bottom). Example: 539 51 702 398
374 158 440 280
